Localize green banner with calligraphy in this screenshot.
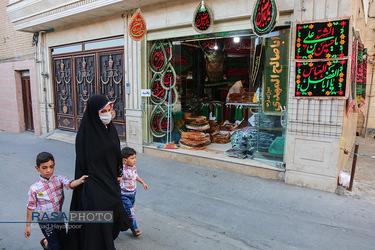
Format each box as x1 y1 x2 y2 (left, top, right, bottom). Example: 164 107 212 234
263 29 289 113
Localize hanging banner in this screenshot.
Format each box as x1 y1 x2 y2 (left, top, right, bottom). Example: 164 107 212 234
193 0 214 33
294 17 352 99
163 41 173 62
150 74 167 105
128 9 147 41
346 33 358 116
295 18 350 60
263 29 289 113
252 0 279 37
150 105 166 137
356 43 367 108
295 60 348 97
149 40 167 73
250 44 263 91
161 63 177 89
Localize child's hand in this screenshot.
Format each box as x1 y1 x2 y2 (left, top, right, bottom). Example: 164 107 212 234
25 226 31 238
143 183 148 190
79 175 89 183
117 177 122 184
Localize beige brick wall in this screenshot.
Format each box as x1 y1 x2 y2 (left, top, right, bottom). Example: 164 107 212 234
0 1 34 62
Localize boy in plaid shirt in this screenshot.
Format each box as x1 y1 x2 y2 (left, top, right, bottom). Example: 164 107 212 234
120 147 148 237
24 152 88 250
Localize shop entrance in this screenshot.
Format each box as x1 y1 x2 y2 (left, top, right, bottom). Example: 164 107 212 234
147 29 289 167
52 45 126 139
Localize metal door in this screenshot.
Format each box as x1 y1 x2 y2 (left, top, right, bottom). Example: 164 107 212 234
54 57 75 131
53 50 126 139
99 53 126 139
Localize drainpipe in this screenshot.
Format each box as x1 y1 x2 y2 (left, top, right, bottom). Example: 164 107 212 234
365 61 374 138
39 31 50 133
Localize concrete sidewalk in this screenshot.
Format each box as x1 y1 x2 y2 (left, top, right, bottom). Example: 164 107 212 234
1 130 374 249
340 136 375 204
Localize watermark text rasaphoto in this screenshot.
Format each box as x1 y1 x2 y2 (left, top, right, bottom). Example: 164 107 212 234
32 211 113 223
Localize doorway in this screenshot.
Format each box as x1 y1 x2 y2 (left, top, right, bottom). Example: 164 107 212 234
21 72 34 131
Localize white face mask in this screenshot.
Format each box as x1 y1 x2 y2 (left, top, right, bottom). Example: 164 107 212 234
99 112 112 125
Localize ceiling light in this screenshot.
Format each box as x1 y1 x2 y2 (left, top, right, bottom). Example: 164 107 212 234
233 37 240 43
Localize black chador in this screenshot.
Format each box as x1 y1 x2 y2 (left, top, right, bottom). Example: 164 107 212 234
66 95 129 250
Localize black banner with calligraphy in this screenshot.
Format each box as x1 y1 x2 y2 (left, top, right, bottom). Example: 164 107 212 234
193 1 213 33
295 60 347 97
295 19 350 60
252 0 278 37
149 41 167 73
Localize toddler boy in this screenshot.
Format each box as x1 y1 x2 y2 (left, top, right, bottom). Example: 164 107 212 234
120 147 148 236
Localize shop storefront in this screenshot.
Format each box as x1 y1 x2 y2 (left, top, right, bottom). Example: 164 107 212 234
7 0 365 192
140 0 293 180
145 28 290 171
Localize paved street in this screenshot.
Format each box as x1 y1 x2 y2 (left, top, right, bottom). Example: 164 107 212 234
0 131 374 250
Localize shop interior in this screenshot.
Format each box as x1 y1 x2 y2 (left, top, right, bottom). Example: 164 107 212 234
148 30 287 166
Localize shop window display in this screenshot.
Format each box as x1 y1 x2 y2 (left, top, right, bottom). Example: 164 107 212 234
148 29 289 167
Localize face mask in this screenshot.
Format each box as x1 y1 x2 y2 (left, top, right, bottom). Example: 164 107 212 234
99 112 112 125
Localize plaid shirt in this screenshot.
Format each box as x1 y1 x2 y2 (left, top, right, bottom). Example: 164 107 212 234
27 175 72 212
120 164 138 194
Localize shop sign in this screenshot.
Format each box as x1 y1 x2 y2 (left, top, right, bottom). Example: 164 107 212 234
141 89 151 97
128 9 147 41
193 0 214 33
295 18 350 60
263 30 289 113
252 0 278 37
295 60 348 97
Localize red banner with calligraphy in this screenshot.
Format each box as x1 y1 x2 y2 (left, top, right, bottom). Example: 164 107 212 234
129 9 147 41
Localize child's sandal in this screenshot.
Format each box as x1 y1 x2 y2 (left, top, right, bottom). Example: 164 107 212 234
132 229 142 237
40 238 48 249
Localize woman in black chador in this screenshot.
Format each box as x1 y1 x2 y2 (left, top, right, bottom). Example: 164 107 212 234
66 95 129 250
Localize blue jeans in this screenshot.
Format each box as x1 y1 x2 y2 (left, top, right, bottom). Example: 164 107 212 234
39 222 66 250
121 192 138 231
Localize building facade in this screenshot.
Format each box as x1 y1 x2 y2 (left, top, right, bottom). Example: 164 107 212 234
6 0 373 192
0 0 40 134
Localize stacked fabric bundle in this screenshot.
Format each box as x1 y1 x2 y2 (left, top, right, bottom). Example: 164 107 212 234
228 93 243 103
207 120 219 134
185 116 210 131
179 131 206 150
211 131 231 144
219 121 238 131
228 92 255 103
